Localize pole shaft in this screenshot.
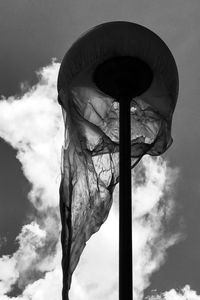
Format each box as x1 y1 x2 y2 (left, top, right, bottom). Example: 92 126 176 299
119 98 133 300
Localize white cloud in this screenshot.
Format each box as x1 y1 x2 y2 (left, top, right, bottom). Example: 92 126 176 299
147 285 200 300
0 59 63 210
0 60 192 300
132 156 181 300
0 256 18 295
0 60 63 299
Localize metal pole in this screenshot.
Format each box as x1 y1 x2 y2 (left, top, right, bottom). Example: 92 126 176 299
119 96 132 300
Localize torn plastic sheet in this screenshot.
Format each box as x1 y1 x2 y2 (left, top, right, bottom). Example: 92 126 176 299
59 92 172 294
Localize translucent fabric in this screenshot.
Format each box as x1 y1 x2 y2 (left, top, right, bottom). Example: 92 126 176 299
57 22 179 299
59 91 172 296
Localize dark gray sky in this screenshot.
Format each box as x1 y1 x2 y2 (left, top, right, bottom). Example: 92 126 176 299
1 0 200 297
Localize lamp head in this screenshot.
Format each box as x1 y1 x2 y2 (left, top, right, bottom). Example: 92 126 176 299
58 21 178 156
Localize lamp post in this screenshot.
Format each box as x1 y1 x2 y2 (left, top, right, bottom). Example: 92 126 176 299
57 22 179 300
93 55 153 299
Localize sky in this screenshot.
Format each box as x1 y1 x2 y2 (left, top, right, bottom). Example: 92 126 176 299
0 0 200 299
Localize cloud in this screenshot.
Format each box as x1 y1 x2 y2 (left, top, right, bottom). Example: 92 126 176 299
0 255 18 295
0 60 63 298
0 59 63 210
0 60 191 300
132 156 182 299
0 222 62 299
147 285 200 300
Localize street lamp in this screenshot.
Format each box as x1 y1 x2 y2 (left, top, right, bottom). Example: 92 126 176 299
57 21 179 300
